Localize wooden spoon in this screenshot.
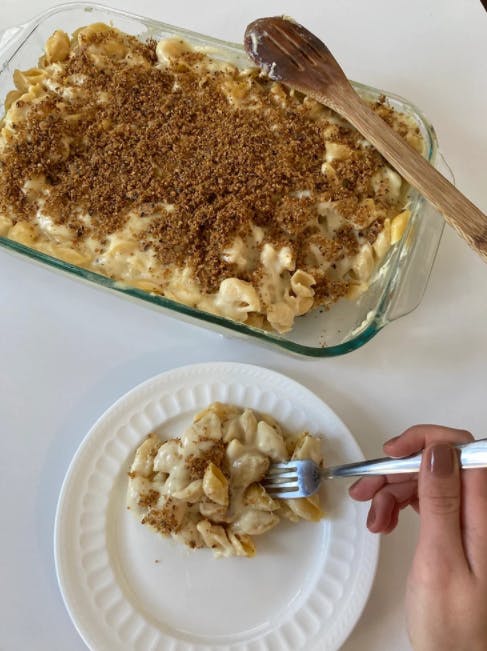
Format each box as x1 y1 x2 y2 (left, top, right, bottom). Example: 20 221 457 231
244 16 487 258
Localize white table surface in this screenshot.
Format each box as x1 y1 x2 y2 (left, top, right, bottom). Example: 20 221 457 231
0 1 485 649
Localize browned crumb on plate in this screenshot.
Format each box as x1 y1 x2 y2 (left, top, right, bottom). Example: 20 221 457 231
141 497 181 535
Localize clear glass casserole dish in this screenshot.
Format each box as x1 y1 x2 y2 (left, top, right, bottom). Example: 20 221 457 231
0 3 446 357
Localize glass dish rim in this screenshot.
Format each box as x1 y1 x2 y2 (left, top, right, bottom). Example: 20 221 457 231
0 1 440 357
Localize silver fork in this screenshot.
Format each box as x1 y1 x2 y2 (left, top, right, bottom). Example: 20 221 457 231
263 438 487 499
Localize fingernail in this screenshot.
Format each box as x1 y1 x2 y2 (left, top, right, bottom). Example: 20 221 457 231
366 504 376 528
428 444 455 476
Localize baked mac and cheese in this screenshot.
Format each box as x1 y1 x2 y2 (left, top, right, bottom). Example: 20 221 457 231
126 402 324 557
0 24 423 332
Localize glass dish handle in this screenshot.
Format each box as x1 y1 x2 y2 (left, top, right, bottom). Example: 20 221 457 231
383 153 454 324
0 24 26 57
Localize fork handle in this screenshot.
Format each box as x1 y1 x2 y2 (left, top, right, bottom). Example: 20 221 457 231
325 438 487 478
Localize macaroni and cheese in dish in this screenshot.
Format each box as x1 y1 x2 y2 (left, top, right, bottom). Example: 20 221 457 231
127 402 324 557
0 24 423 333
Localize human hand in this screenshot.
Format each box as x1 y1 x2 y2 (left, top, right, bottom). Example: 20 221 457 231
349 425 487 651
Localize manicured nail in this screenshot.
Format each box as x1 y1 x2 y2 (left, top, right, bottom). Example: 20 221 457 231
384 435 400 448
428 443 455 476
366 504 376 528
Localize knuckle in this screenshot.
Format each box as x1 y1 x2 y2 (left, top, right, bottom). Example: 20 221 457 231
422 492 460 516
410 558 456 591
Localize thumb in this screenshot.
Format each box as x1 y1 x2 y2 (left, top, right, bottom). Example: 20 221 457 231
417 442 465 565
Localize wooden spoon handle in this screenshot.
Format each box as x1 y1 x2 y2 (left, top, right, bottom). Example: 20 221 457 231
328 88 487 257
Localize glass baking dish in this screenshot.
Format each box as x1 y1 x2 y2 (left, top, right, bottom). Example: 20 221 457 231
0 3 446 357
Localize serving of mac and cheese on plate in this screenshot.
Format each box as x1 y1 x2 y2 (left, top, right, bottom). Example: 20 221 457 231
0 23 424 335
127 402 323 557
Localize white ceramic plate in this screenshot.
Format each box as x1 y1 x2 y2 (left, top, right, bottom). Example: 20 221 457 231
54 362 379 651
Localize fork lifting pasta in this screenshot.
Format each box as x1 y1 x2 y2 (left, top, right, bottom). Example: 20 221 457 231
126 402 324 557
0 24 423 332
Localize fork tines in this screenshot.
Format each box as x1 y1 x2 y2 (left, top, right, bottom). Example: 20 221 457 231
263 462 299 494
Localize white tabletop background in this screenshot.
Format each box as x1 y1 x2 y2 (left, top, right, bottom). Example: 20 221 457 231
0 1 485 649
